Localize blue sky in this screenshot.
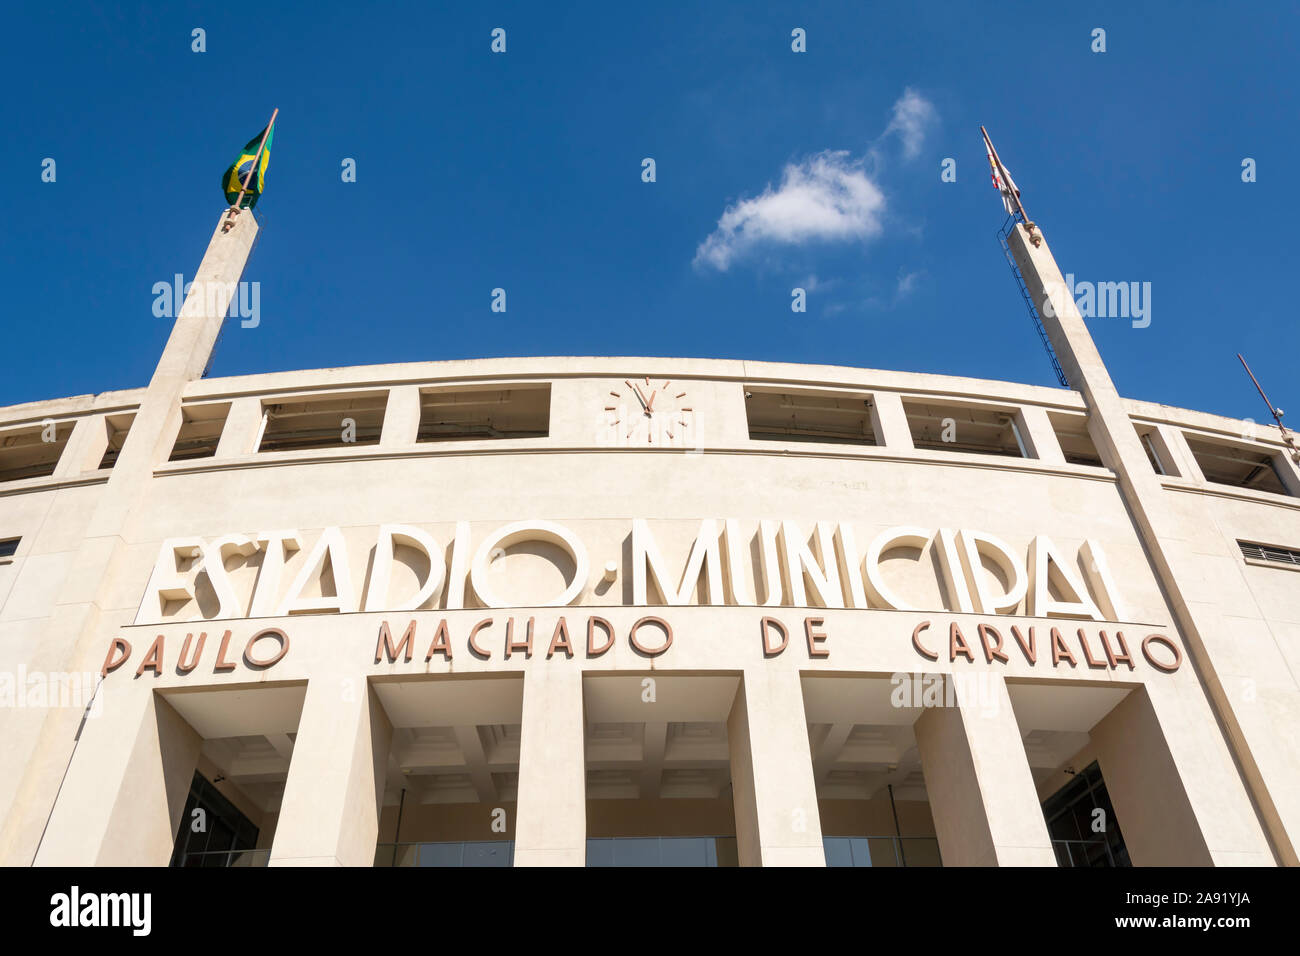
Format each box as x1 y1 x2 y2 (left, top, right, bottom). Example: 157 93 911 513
3 1 1297 422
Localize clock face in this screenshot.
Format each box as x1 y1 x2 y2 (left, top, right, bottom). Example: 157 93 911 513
604 378 693 446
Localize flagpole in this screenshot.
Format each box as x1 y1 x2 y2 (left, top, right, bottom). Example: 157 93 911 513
223 107 278 229
980 125 1035 239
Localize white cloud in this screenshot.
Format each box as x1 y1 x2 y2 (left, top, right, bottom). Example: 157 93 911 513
883 87 937 160
693 151 885 272
895 268 923 299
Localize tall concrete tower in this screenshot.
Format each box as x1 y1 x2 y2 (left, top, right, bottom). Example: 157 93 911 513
1007 222 1295 865
0 211 260 865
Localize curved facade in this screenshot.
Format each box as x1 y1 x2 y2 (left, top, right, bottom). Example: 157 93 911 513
3 352 1299 867
1 215 1297 867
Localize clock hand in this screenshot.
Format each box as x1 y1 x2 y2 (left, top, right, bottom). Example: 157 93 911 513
647 390 657 413
625 380 648 412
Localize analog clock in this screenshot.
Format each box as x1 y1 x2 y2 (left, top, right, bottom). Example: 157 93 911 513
604 378 693 446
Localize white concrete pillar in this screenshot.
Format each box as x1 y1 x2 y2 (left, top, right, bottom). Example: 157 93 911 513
215 396 266 458
35 687 200 866
0 211 261 868
1016 406 1067 465
727 668 825 866
1010 222 1292 864
52 415 108 478
380 386 422 447
269 678 393 867
514 667 586 866
869 392 913 451
914 674 1056 866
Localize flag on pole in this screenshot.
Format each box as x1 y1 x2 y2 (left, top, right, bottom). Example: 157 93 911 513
984 137 1019 217
222 123 275 209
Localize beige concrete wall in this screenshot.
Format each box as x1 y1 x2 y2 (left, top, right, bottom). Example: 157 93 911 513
1 354 1297 866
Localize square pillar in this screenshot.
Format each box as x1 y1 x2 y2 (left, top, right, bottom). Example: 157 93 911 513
52 415 109 478
269 678 393 867
35 687 200 866
1016 406 1067 465
380 386 422 447
914 674 1056 866
514 667 586 866
215 397 266 458
869 392 914 451
727 668 825 866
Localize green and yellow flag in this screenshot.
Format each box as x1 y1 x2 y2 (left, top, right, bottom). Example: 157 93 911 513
222 122 275 208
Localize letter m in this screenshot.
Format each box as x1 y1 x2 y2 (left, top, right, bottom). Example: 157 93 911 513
632 519 724 604
375 620 416 662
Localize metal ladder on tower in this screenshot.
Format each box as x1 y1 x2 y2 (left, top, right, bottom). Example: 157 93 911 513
998 215 1068 387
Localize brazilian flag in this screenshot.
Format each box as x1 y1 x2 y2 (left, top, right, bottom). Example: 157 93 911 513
222 123 275 209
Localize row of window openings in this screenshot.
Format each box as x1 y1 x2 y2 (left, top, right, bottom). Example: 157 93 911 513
0 385 1293 495
745 388 1295 495
0 386 554 478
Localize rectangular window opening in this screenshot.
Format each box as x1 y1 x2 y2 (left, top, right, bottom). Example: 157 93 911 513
744 387 877 446
170 403 231 462
0 537 19 560
0 421 75 483
97 413 136 470
903 398 1026 458
1135 426 1170 476
1048 410 1104 467
1184 434 1291 496
1238 540 1300 568
259 392 387 453
417 384 550 442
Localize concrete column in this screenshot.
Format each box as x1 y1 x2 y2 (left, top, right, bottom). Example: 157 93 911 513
35 688 200 866
269 678 393 867
1016 406 1067 465
914 674 1056 866
727 668 825 866
869 392 914 451
380 385 422 447
1085 686 1211 865
0 211 259 867
52 415 108 478
514 667 586 866
1009 223 1291 864
215 396 266 458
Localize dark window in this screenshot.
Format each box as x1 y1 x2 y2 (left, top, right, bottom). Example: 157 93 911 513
903 399 1027 458
0 537 18 559
1185 435 1290 496
0 422 74 482
745 388 877 446
97 414 135 470
1049 411 1104 467
170 772 260 867
585 836 736 867
259 393 387 452
417 385 550 442
170 403 230 461
1041 761 1130 867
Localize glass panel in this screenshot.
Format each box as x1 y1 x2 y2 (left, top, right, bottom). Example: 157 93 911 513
460 841 513 867
823 838 854 867
585 839 615 867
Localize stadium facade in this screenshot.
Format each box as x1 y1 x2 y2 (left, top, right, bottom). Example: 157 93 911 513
0 212 1297 867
